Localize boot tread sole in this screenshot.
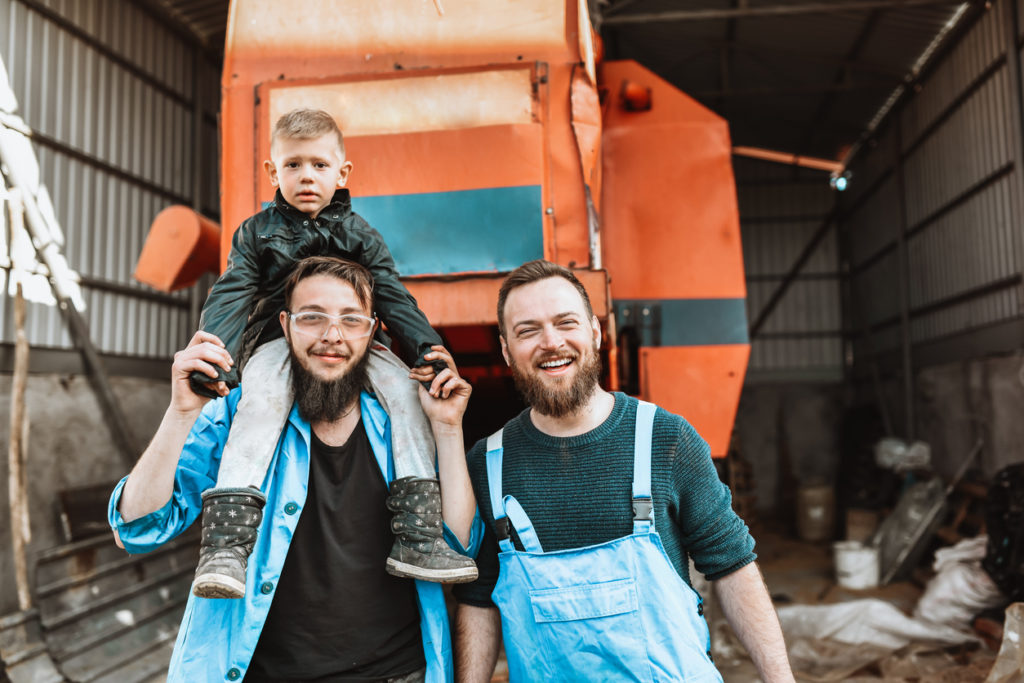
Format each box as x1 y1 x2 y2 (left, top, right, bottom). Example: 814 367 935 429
386 558 479 584
192 573 246 599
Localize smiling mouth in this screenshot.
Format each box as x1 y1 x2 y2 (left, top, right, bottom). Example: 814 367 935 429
312 351 349 362
538 357 574 372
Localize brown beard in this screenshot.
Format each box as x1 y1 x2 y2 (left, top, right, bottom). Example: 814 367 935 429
510 343 602 418
289 346 370 423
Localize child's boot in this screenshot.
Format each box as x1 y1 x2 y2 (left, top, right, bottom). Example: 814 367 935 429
385 476 478 583
191 487 266 599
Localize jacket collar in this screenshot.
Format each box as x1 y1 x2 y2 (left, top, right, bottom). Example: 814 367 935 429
273 188 352 222
285 389 393 481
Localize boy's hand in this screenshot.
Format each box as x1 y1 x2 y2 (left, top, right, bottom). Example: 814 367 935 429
408 363 437 384
171 331 233 415
418 345 471 427
409 345 462 394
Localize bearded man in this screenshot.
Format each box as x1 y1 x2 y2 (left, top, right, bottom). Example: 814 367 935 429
109 256 477 683
453 260 794 683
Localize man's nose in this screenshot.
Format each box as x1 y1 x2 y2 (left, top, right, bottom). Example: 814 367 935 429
538 325 564 349
321 322 345 342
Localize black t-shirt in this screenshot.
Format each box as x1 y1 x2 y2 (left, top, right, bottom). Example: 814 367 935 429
246 422 425 682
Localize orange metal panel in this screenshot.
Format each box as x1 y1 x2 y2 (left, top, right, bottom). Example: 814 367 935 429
135 206 220 292
225 0 578 79
222 1 595 274
252 121 546 200
639 345 750 457
545 64 590 268
600 60 745 300
263 68 538 139
570 66 602 211
347 126 545 197
404 269 608 327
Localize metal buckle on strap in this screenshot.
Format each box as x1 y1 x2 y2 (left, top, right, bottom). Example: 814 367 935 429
632 497 653 522
495 516 511 541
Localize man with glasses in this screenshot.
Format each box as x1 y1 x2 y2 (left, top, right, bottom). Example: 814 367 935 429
181 109 477 600
109 256 478 683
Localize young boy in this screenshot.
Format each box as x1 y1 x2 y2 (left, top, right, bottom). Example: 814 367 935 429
189 108 477 598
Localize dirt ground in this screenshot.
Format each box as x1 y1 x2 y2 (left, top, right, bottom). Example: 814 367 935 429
711 523 1001 683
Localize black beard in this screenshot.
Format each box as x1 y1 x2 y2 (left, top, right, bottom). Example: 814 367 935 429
510 345 602 418
289 348 370 423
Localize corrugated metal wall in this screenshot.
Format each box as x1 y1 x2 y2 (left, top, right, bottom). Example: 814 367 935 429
0 0 219 362
735 157 844 382
842 0 1024 377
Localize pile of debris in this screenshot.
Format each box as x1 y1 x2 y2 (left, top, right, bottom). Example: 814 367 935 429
778 443 1024 682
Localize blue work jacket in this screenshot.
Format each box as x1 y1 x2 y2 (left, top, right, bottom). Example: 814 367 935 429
107 389 478 683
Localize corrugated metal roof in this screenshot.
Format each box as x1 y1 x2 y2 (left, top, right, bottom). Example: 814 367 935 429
600 0 970 160
135 0 229 53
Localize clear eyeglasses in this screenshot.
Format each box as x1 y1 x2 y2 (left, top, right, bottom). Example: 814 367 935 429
286 311 377 339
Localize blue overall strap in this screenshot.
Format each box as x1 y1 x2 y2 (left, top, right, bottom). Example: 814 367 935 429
484 429 515 552
632 400 657 533
503 495 543 552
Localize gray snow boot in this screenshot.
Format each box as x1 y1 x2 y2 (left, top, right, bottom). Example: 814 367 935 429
385 476 478 583
191 487 266 599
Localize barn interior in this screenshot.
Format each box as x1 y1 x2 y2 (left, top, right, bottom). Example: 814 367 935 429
1 1 1023 681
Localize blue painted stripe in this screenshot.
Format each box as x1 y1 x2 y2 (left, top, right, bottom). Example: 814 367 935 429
352 186 544 276
614 298 750 346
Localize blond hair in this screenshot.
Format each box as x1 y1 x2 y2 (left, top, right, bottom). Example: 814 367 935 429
272 109 345 156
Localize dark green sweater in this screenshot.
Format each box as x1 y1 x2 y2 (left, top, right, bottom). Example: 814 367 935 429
453 392 756 607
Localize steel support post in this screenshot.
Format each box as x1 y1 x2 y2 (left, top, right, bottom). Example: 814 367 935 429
189 46 205 333
1000 0 1024 313
893 123 915 439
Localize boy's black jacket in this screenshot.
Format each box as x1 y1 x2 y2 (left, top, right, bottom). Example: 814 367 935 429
189 189 444 396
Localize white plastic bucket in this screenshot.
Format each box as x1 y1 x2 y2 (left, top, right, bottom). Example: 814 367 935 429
833 541 879 589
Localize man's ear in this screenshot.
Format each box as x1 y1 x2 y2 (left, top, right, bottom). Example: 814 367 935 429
280 310 290 339
337 160 354 188
499 335 511 366
264 159 279 187
591 315 601 349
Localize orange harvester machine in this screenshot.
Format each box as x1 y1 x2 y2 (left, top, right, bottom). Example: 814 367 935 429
135 0 749 455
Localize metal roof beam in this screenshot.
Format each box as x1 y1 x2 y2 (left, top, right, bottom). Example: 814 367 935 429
799 10 884 155
698 38 907 79
602 0 961 25
697 81 900 98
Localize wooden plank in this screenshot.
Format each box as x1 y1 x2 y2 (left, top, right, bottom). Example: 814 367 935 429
30 528 199 682
36 534 197 599
40 566 192 632
58 592 185 682
0 609 61 683
35 527 198 589
91 637 176 683
8 277 30 611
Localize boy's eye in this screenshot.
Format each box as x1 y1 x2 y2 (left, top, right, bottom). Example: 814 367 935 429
315 162 328 169
285 162 299 168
